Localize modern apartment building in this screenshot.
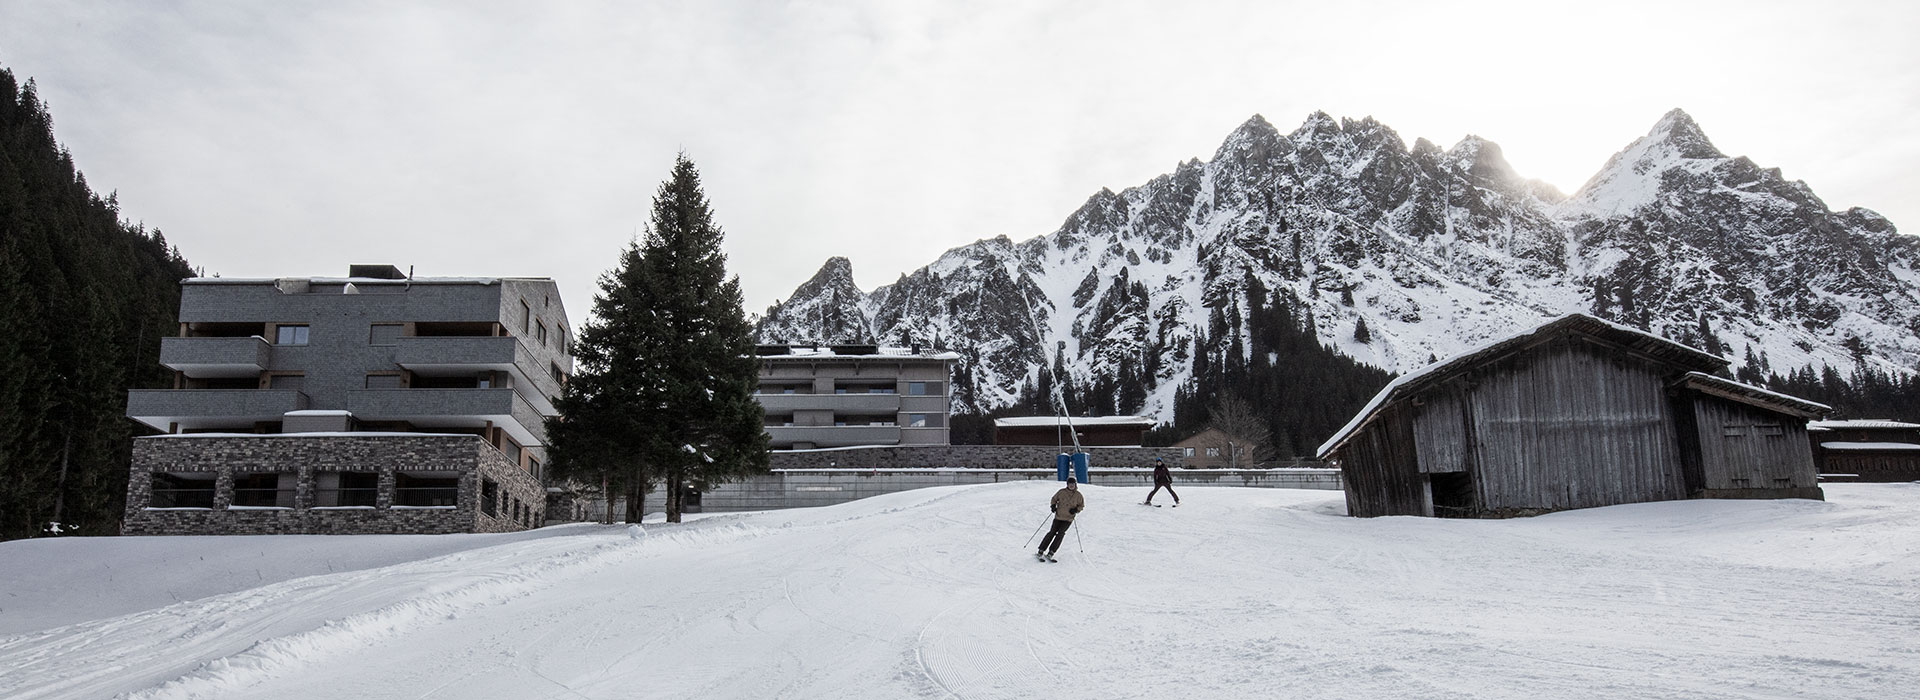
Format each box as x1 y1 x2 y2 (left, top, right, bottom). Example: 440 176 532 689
755 345 957 449
121 265 572 535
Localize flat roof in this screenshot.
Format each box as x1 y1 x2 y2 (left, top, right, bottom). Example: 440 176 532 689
995 416 1155 428
1809 419 1920 431
759 347 960 361
183 277 555 285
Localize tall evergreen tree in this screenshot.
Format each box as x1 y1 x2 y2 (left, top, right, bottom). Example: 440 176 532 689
547 155 768 523
0 69 194 539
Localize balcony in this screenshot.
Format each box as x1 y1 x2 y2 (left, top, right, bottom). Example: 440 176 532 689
159 336 272 378
393 336 522 374
346 388 546 445
766 425 901 448
126 389 310 432
754 393 902 413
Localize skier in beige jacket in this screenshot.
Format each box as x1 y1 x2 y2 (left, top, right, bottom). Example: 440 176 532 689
1036 477 1085 562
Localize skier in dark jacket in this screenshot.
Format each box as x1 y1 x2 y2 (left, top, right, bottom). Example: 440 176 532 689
1037 478 1084 562
1145 458 1179 506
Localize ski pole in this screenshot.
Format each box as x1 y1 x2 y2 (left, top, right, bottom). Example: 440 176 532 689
1024 515 1050 547
1073 517 1084 553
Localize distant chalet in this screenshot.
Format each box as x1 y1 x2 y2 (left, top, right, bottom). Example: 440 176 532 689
1808 419 1920 482
1318 314 1829 518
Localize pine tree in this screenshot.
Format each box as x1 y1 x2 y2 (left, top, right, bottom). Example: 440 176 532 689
547 155 768 524
0 70 194 540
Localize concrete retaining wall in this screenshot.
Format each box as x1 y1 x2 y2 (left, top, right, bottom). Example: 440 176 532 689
591 467 1343 518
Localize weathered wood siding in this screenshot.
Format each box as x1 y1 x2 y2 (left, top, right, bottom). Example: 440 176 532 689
1465 341 1688 512
1691 397 1818 491
1337 403 1429 517
1412 387 1471 474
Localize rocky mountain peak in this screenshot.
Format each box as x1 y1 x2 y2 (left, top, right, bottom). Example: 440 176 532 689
760 109 1918 426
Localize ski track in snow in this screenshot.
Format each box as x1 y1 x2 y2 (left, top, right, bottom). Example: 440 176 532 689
2 482 1918 699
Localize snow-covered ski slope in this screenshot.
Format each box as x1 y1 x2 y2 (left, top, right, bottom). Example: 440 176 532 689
3 482 1917 699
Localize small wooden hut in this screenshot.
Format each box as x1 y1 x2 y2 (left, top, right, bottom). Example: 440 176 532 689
1318 314 1828 518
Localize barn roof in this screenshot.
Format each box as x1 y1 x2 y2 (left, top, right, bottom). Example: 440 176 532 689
1316 313 1728 459
1676 372 1830 419
1809 419 1920 431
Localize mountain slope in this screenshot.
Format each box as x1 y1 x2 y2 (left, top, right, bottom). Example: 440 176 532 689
757 110 1920 423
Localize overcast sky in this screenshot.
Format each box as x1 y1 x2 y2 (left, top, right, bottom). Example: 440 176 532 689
3 1 1915 329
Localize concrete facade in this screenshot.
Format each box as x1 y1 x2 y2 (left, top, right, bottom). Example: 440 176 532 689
754 346 957 449
122 266 571 535
122 434 547 535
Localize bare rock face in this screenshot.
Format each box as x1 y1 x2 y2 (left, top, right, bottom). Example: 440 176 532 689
757 109 1920 420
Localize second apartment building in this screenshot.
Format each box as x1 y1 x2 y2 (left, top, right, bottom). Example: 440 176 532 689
755 345 956 449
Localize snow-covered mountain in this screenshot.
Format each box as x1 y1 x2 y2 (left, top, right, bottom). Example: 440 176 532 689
757 109 1920 419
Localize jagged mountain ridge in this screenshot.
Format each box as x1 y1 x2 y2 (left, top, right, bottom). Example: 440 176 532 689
757 109 1920 420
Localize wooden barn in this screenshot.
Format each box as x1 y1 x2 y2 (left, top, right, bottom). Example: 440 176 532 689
1317 314 1829 518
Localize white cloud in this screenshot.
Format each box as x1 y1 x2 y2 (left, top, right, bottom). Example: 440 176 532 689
2 0 1915 327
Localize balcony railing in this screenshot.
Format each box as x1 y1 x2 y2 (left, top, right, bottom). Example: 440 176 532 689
754 393 902 413
393 336 521 371
766 425 901 448
127 389 310 422
159 336 272 377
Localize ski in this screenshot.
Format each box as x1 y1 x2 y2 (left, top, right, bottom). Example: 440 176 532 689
1141 502 1161 507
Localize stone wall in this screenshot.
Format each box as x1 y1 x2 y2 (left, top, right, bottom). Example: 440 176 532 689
123 434 545 535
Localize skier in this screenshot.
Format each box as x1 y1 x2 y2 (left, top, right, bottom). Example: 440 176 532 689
1145 458 1179 506
1037 477 1084 562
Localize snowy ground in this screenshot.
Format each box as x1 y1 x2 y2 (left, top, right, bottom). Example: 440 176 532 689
3 483 1917 699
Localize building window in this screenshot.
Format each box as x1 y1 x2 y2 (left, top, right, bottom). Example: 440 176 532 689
314 472 379 507
497 433 522 463
550 363 565 384
149 472 216 508
536 321 548 345
480 479 499 517
368 323 403 346
520 301 532 333
232 473 294 508
908 413 930 428
1183 447 1196 457
1206 447 1221 457
528 455 542 478
275 325 310 345
394 472 459 507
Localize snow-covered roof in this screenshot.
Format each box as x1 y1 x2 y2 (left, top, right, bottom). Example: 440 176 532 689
183 276 525 285
1819 442 1920 452
284 410 353 416
760 346 961 361
141 431 477 439
1677 372 1830 419
1809 419 1920 431
994 416 1156 428
1317 313 1728 459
